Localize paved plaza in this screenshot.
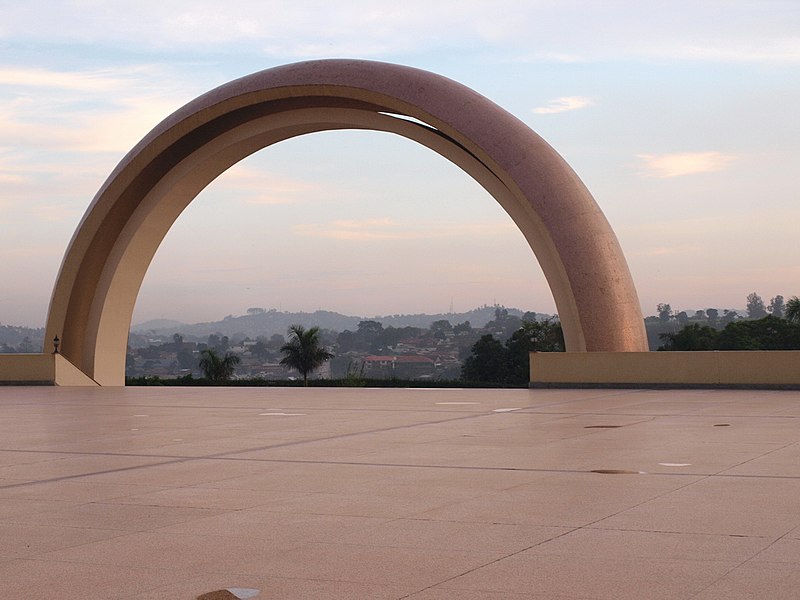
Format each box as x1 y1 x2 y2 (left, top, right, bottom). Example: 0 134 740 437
1 386 800 599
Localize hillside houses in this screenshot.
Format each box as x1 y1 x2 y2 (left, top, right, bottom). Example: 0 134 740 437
125 307 539 381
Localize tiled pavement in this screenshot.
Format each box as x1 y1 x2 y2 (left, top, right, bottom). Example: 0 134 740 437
1 386 799 599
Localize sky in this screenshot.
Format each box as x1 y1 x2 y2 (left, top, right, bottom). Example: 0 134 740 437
1 0 798 327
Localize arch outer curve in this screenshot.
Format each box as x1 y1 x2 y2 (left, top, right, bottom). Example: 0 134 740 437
45 59 648 385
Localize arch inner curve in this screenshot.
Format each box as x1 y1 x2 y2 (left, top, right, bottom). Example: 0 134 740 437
45 59 647 385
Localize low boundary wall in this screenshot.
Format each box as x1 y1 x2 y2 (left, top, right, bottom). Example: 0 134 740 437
0 354 99 386
3 351 797 389
531 351 800 389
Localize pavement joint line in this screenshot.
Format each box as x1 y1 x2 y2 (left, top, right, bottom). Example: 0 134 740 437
586 525 773 539
424 462 713 599
397 524 584 599
0 387 634 412
0 405 574 464
0 410 494 490
0 403 515 414
4 451 800 494
686 526 798 598
712 441 798 477
4 399 800 492
6 399 800 420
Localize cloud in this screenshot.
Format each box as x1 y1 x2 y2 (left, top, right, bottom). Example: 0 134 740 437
0 67 134 92
32 204 82 222
1 2 501 58
0 149 110 211
0 66 192 154
512 52 586 63
213 165 320 206
293 218 517 242
637 152 737 178
294 218 411 241
0 172 24 183
645 246 695 257
3 2 800 64
0 149 109 182
532 97 593 114
664 39 800 64
0 101 173 154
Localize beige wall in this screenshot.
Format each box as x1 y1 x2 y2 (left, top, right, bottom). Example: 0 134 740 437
0 354 98 386
531 351 800 387
0 354 54 384
54 354 99 386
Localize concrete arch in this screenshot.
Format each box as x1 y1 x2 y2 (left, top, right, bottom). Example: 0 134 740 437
45 59 647 385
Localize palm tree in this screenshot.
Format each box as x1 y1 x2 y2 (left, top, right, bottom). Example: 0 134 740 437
786 296 800 323
198 348 240 382
279 324 333 385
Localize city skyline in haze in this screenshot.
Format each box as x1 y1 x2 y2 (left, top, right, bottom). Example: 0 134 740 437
2 1 799 327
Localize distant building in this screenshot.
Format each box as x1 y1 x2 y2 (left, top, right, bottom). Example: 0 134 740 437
363 355 436 380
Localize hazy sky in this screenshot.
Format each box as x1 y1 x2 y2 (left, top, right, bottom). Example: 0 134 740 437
1 1 798 327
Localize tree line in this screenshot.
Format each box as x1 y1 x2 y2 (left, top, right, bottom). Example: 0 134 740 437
461 318 564 385
659 295 800 351
197 324 330 385
654 293 795 326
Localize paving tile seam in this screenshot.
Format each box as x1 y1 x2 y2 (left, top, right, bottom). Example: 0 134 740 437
715 439 800 477
7 530 140 559
725 527 800 569
685 529 798 599
3 405 800 421
6 404 800 419
1 415 781 461
585 525 773 540
0 410 502 490
511 388 648 407
29 554 361 584
0 457 197 490
132 455 800 483
17 551 199 572
182 456 677 476
292 539 500 557
0 403 501 414
563 469 715 552
0 518 166 535
169 409 500 459
6 452 800 495
396 525 584 599
417 587 595 600
3 398 800 490
10 500 227 518
529 410 800 420
0 386 631 412
0 402 529 414
402 516 566 528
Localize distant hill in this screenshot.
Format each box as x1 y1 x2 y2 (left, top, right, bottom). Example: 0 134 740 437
130 306 547 341
132 318 186 331
0 324 45 351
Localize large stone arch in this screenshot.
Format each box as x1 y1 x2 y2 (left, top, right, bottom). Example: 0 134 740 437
45 59 647 385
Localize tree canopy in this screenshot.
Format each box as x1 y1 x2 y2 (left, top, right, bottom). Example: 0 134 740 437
279 324 333 385
462 318 564 385
660 316 800 351
198 348 240 382
746 292 768 319
786 297 800 324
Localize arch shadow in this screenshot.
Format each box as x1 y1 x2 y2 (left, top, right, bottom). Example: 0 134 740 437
45 59 647 385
